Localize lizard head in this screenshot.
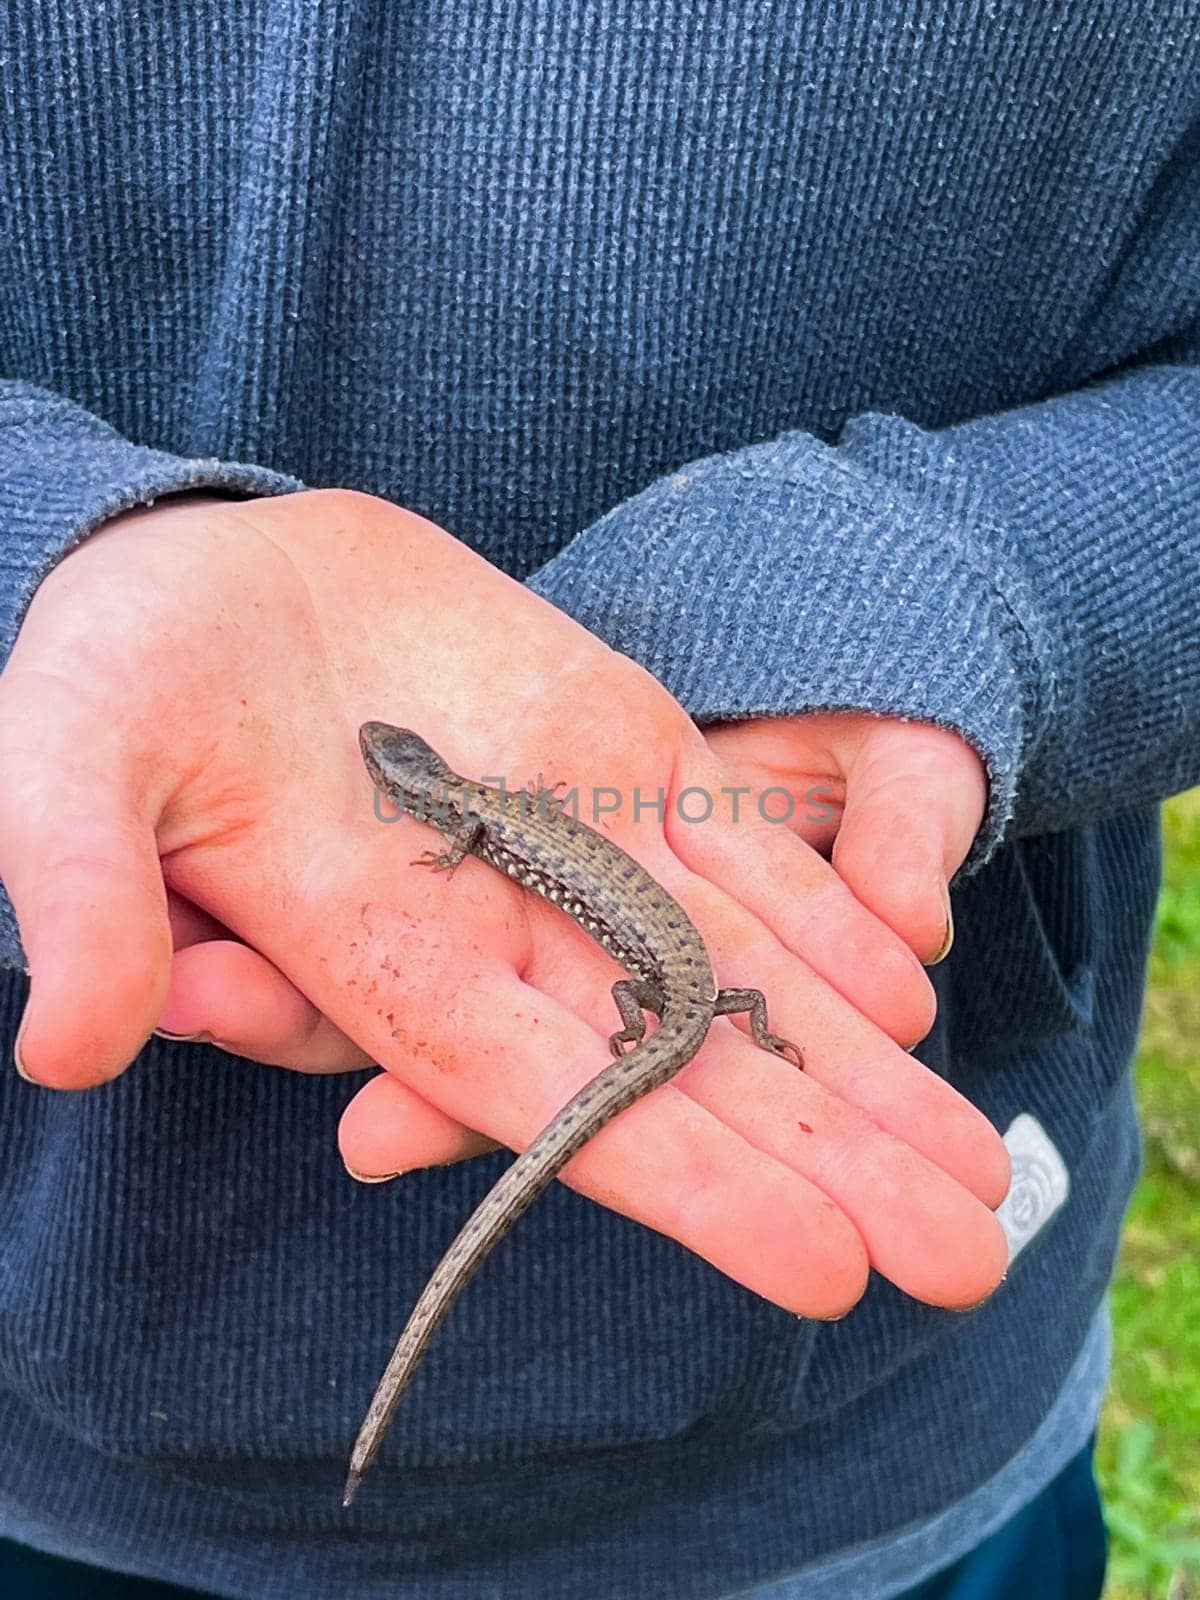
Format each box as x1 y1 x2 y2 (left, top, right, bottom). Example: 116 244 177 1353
359 722 466 816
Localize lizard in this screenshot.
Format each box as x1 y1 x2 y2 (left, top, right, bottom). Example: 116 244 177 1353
344 720 803 1505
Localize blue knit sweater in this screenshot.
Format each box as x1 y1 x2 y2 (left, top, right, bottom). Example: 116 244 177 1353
0 4 1197 1597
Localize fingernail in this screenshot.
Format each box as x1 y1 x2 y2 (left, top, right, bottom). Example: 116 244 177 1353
344 1164 406 1185
926 881 955 965
952 1290 998 1313
952 1268 1008 1314
13 1012 37 1083
152 1027 211 1044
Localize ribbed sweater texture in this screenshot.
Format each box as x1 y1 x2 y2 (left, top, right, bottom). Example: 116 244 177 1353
0 3 1197 1596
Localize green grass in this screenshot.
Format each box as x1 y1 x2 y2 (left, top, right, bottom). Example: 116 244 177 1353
1098 789 1200 1599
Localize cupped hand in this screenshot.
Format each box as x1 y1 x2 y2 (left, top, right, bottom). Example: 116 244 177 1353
0 489 1009 1316
334 705 991 1182
704 712 989 965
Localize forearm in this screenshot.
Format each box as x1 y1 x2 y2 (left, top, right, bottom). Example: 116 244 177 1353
838 357 1200 839
529 354 1200 871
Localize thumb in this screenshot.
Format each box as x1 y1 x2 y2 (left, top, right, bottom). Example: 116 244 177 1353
338 1070 498 1179
831 720 987 966
0 677 172 1088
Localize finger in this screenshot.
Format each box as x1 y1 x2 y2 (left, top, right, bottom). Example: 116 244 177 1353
321 954 870 1318
668 755 936 1048
678 1027 1008 1308
523 873 1010 1277
832 721 987 963
0 679 171 1088
684 886 1012 1212
703 719 845 854
165 890 230 950
338 1070 497 1178
155 939 376 1071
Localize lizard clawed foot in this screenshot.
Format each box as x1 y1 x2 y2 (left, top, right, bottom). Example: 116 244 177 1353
767 1036 804 1070
410 848 460 876
523 774 569 818
607 1029 642 1058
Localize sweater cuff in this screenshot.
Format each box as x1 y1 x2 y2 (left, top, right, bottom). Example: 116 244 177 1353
527 432 1042 874
0 391 303 661
0 389 304 968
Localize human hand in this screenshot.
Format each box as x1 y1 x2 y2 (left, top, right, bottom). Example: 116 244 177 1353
0 488 1008 1315
704 711 989 965
334 707 987 1172
331 707 1001 1325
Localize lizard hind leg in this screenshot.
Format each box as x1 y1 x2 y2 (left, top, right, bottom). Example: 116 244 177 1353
714 988 804 1068
608 977 666 1057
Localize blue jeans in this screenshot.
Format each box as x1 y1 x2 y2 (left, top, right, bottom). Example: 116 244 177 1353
0 1439 1107 1600
904 1436 1107 1600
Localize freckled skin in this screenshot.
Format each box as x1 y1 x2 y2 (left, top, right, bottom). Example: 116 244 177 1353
344 722 801 1505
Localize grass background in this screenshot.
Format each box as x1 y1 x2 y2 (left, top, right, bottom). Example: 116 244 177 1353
1097 788 1200 1599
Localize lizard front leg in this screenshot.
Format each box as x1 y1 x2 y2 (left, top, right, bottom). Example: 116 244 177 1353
411 818 485 877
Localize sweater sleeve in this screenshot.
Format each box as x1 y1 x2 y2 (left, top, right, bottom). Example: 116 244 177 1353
527 353 1200 875
0 381 303 969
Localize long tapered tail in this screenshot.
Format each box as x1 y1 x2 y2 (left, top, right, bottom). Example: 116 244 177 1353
342 1018 705 1504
